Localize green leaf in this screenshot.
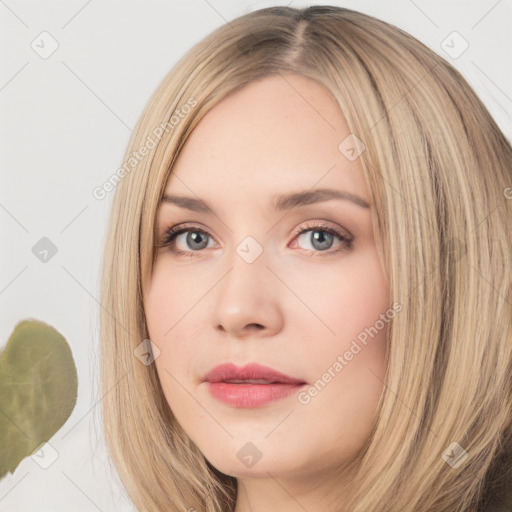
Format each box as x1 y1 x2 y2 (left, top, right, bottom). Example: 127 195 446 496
0 319 78 478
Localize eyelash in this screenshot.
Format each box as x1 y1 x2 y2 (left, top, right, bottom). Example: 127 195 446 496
158 221 354 258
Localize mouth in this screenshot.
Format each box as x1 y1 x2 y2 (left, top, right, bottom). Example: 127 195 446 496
203 363 307 408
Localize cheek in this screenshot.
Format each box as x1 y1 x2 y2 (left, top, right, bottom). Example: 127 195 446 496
279 247 389 398
288 247 389 342
143 262 206 395
340 247 389 314
143 260 205 337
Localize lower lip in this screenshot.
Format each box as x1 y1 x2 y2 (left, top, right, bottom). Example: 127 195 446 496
206 382 305 408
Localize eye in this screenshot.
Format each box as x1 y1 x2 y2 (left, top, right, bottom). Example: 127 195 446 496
291 221 354 255
158 223 216 257
157 221 354 257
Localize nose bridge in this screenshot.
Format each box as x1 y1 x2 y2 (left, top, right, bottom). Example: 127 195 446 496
212 233 281 335
220 236 268 308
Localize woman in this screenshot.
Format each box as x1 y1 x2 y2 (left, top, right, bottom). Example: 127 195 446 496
99 5 512 511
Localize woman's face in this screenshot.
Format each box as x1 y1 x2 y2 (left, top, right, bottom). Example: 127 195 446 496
143 73 390 485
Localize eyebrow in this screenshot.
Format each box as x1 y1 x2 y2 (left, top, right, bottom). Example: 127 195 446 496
160 188 370 214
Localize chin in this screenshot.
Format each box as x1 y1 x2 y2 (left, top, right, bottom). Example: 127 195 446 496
209 458 280 479
202 443 301 479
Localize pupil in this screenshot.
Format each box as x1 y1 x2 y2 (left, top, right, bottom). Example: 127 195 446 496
188 231 207 250
312 230 332 250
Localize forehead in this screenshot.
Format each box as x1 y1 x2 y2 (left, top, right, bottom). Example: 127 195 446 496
163 73 369 206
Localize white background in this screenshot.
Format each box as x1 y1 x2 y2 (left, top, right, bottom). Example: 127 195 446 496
1 0 511 510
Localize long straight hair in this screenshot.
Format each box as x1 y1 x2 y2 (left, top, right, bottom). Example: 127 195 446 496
99 6 512 511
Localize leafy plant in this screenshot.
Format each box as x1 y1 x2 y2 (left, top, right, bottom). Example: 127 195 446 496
0 319 78 479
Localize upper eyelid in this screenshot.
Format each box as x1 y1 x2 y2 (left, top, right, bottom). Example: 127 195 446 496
158 223 217 248
162 222 217 240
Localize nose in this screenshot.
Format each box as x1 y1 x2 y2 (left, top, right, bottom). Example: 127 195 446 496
211 247 284 339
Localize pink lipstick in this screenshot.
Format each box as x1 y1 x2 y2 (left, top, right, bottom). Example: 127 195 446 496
203 363 306 408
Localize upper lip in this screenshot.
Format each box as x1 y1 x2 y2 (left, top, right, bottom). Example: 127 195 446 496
203 363 306 385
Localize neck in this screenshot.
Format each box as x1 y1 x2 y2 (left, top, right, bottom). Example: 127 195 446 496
233 464 355 512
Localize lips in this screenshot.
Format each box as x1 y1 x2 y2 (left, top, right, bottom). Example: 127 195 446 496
203 362 306 385
203 363 307 408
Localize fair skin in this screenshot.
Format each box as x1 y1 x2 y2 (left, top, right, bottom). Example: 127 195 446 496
143 72 389 512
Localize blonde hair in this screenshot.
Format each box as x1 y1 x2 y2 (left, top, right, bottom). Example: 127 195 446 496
99 5 512 511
